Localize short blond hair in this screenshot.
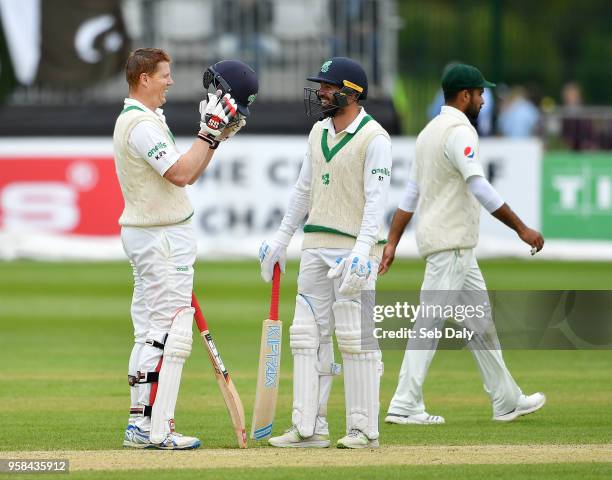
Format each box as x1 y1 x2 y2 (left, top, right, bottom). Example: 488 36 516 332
125 48 171 88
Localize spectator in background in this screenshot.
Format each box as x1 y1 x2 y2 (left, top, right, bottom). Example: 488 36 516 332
560 81 594 150
562 81 583 110
428 63 494 136
497 86 541 137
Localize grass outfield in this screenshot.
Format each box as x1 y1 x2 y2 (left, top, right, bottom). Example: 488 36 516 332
0 259 611 478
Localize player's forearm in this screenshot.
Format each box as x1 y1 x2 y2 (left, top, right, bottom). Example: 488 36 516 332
387 178 419 247
277 185 310 238
356 186 388 249
165 140 214 186
187 142 216 184
398 179 419 212
491 203 528 234
387 209 413 247
276 152 312 239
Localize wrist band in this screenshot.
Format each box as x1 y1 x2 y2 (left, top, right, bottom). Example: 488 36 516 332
197 133 220 149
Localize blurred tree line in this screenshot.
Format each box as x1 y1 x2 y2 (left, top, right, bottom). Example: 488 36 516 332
395 0 612 133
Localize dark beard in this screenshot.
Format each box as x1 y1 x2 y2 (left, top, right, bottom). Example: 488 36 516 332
322 103 342 118
466 105 480 123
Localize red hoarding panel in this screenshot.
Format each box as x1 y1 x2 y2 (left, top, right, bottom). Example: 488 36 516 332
0 157 123 236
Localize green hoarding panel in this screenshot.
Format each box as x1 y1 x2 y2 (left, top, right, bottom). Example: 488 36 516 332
542 152 612 240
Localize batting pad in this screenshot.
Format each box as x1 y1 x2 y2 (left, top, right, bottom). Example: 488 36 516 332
150 307 194 444
289 295 320 438
333 300 382 440
316 341 334 420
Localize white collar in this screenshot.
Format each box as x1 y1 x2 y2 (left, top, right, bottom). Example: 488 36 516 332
322 107 368 137
441 105 470 123
124 97 165 119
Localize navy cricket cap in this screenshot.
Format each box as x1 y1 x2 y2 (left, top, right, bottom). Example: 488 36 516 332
307 57 368 100
442 64 496 92
203 60 258 116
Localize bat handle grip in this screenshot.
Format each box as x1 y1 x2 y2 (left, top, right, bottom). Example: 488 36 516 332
269 263 281 321
192 292 208 332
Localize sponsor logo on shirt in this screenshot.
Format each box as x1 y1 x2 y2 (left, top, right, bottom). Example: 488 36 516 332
464 146 475 159
147 141 168 158
322 173 330 185
371 167 391 178
153 150 166 161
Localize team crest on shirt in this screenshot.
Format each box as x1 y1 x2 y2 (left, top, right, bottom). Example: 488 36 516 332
464 146 475 158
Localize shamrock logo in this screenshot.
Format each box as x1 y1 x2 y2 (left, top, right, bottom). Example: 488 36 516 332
320 60 332 73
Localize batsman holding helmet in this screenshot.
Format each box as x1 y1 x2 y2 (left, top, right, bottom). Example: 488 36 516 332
114 48 257 449
260 57 392 449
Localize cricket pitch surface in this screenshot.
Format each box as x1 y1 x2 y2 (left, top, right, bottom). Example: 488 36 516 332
1 444 611 471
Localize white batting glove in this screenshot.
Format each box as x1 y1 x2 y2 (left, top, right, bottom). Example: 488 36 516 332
198 91 238 139
218 115 246 141
259 230 291 282
327 241 372 295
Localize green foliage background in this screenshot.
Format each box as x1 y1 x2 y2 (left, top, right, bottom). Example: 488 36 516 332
394 0 612 133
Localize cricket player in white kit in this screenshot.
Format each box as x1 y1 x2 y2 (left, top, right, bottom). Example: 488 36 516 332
380 64 546 425
260 57 392 449
114 48 257 449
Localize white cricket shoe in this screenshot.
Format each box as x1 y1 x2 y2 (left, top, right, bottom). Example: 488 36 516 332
385 412 445 425
123 425 151 449
148 432 201 450
268 425 330 448
493 392 546 422
336 429 379 449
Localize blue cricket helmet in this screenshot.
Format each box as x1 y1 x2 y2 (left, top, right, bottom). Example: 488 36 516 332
203 59 258 116
307 57 368 100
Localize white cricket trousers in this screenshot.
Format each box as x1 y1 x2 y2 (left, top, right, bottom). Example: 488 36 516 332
121 223 197 428
388 248 522 417
297 248 380 435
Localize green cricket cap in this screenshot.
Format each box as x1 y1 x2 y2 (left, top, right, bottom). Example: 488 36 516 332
441 64 496 92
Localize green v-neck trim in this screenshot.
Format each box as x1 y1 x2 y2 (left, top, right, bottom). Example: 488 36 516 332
120 105 145 114
321 115 372 163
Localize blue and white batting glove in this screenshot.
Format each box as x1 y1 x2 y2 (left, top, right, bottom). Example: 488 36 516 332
259 230 291 282
327 241 372 295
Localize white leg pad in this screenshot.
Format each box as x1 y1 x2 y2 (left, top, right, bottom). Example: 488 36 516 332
315 340 335 435
150 307 194 444
334 300 382 440
289 295 320 438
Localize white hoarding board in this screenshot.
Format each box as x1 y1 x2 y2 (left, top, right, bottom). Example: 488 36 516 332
181 136 542 258
0 136 545 260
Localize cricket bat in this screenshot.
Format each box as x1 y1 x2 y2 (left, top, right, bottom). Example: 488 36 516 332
251 263 282 440
192 292 247 449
